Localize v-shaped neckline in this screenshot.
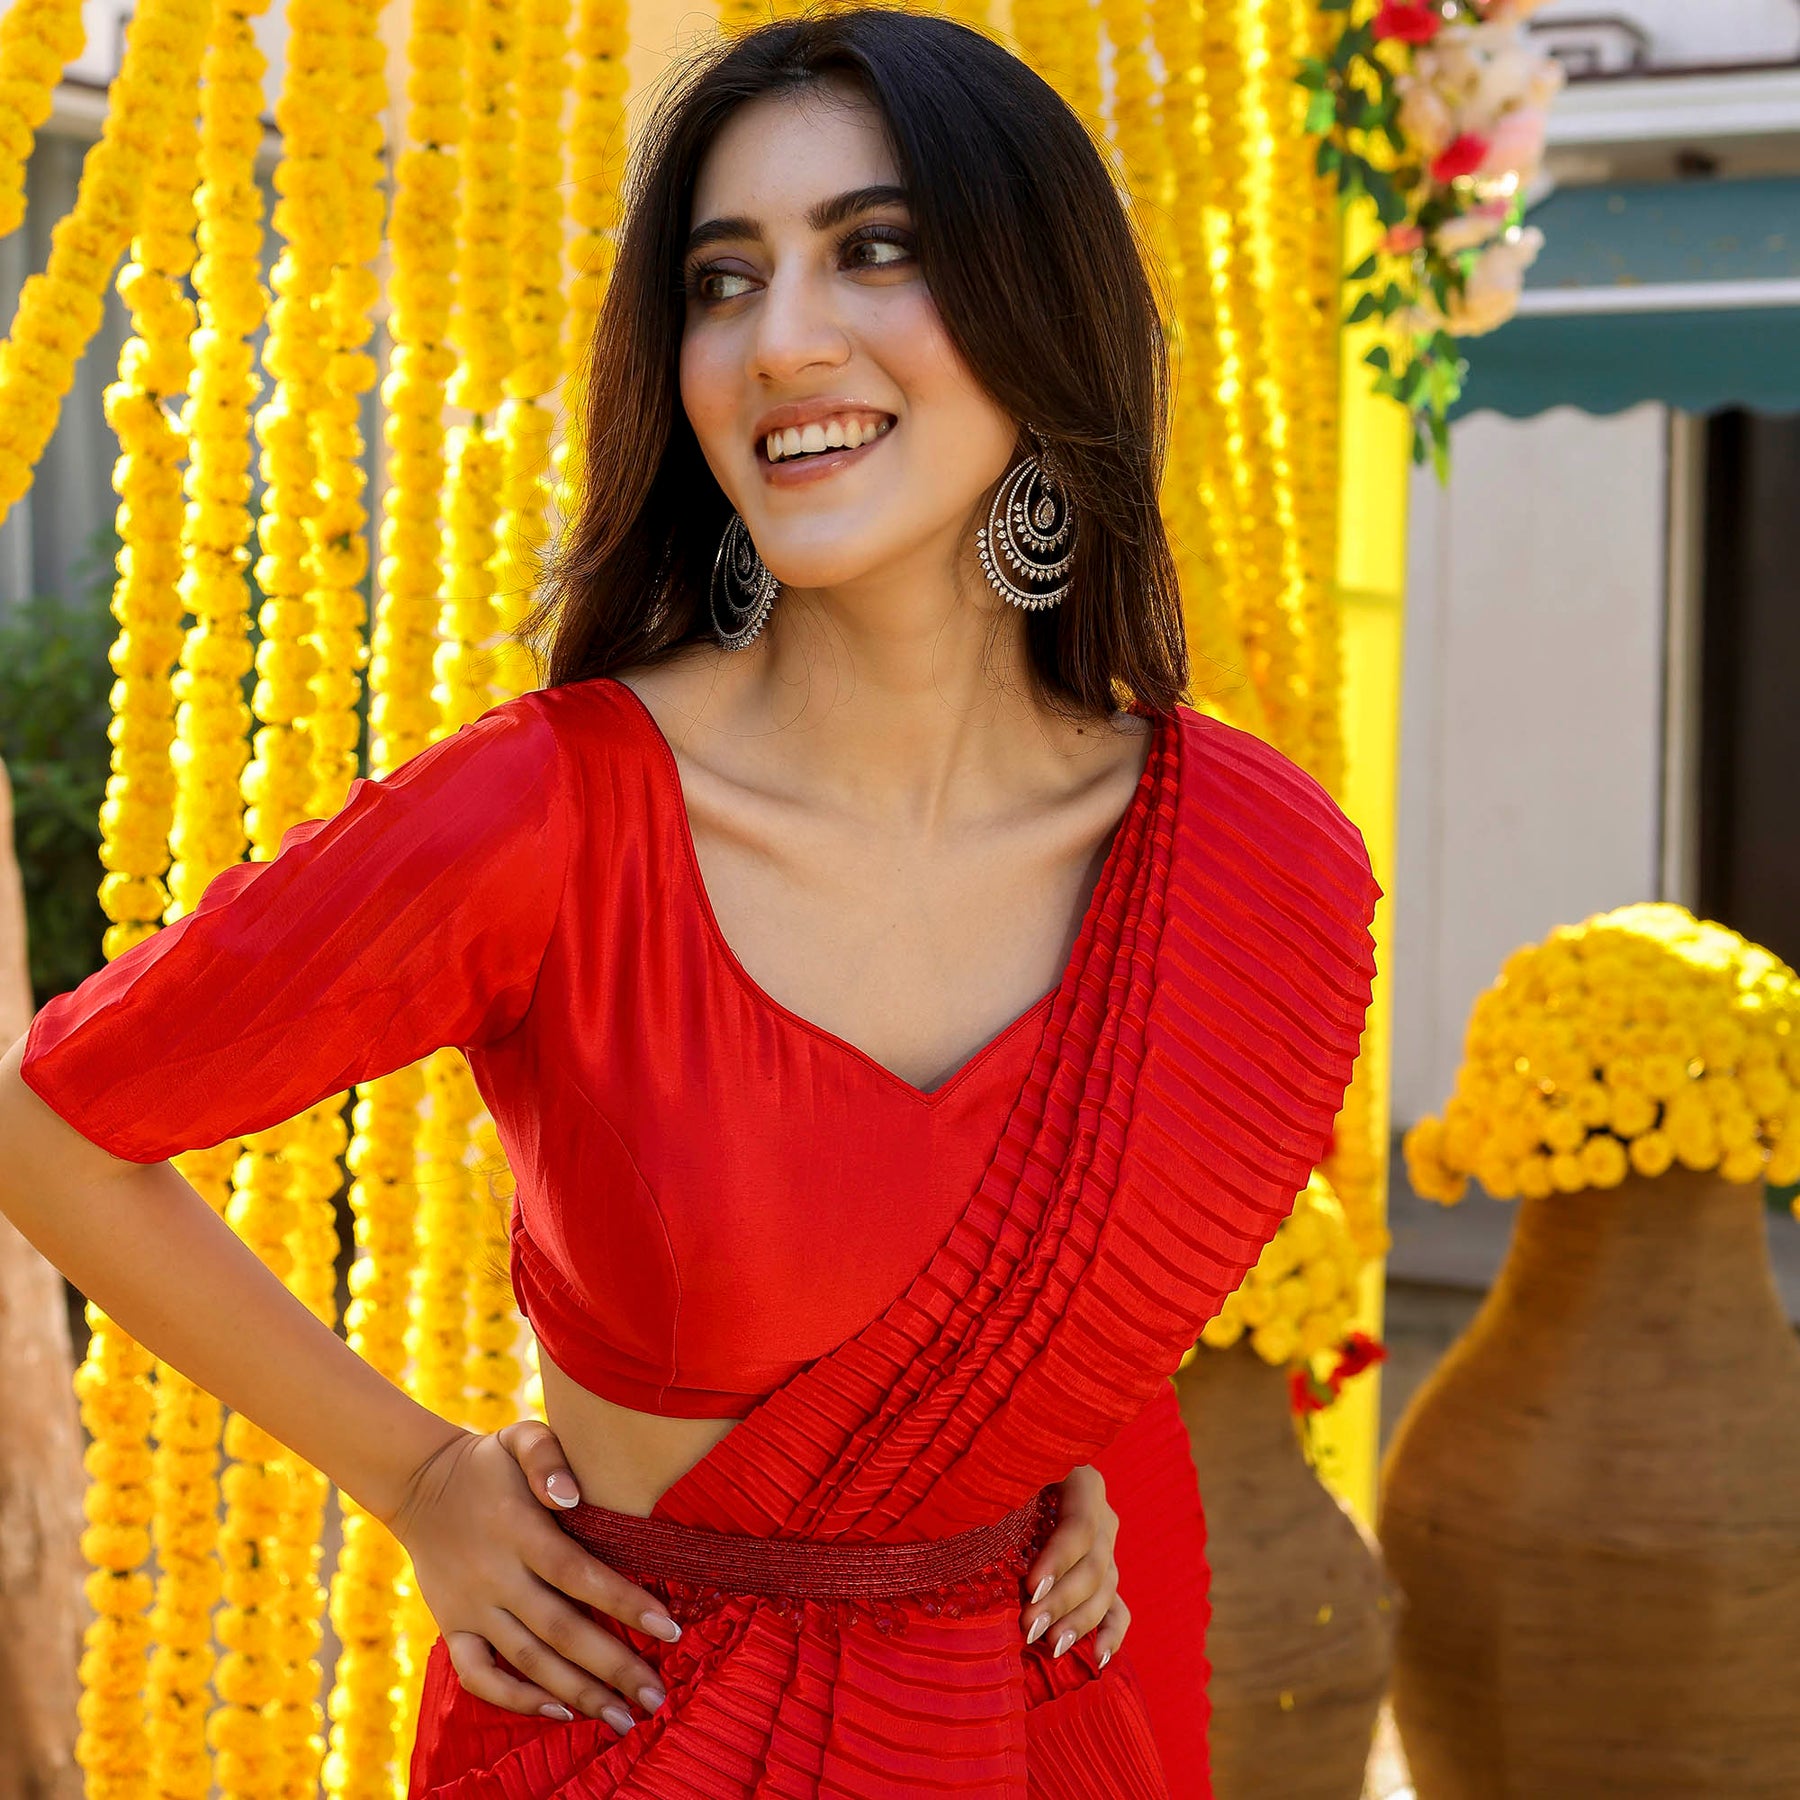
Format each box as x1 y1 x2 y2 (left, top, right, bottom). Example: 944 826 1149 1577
601 674 1165 1109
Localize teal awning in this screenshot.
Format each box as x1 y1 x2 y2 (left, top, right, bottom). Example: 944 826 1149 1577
1454 175 1800 419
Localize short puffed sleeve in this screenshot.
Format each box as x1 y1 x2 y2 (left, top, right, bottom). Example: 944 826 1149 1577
19 694 570 1164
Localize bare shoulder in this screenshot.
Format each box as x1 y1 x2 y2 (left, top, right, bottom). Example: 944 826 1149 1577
603 644 737 749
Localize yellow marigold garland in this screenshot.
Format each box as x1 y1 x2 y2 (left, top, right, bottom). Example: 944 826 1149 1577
0 0 208 524
349 0 470 1775
1198 0 1305 758
99 97 216 1800
173 0 265 919
1148 0 1263 738
397 1046 484 1750
491 0 569 701
0 0 86 236
272 9 387 1779
467 1119 523 1434
160 7 270 1791
557 0 629 512
1405 904 1800 1206
210 0 353 1783
73 1310 158 1800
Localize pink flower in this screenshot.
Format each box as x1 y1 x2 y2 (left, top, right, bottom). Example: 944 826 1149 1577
1431 199 1509 253
1374 1 1443 44
1431 133 1491 182
1480 105 1549 181
1383 222 1427 253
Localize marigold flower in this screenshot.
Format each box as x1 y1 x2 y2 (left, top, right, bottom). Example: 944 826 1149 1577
1406 904 1800 1206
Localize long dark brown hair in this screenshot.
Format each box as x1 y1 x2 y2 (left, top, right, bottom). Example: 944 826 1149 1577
519 5 1189 720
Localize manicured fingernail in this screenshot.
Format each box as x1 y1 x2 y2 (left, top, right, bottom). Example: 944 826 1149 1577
1099 1647 1112 1670
539 1701 575 1722
638 1683 667 1712
1025 1613 1049 1646
545 1471 580 1508
1054 1628 1076 1659
640 1610 681 1643
1031 1575 1054 1605
601 1703 635 1735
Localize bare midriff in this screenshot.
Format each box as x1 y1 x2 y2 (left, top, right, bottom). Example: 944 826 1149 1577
539 1351 739 1517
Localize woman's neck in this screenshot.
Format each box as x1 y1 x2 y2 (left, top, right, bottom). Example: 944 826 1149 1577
662 593 1107 834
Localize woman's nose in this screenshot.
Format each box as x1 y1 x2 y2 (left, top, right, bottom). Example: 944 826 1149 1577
749 267 850 379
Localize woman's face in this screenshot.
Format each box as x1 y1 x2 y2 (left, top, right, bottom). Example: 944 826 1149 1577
678 80 1020 597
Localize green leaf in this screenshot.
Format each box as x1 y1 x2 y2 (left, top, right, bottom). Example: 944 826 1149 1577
1316 138 1343 179
1346 291 1380 324
1348 252 1379 281
1296 56 1330 88
1305 89 1338 134
1363 344 1393 372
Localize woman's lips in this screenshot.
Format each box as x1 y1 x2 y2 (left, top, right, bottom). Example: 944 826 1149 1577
760 422 893 487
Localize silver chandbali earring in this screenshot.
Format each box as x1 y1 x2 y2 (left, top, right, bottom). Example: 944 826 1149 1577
709 510 779 650
976 425 1077 611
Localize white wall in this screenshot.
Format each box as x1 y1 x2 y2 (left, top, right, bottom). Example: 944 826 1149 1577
1534 0 1800 66
1392 404 1670 1127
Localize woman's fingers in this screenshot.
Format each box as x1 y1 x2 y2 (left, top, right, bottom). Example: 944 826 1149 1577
444 1628 577 1722
515 1575 670 1717
1041 1561 1115 1658
1023 1549 1105 1649
526 1526 681 1650
487 1609 645 1735
1094 1594 1132 1669
1023 1465 1117 1645
496 1418 582 1512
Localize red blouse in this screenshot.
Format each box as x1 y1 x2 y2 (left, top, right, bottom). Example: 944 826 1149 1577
20 677 1144 1419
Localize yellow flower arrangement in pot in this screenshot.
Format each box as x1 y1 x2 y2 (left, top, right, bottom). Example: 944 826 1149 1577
1382 902 1800 1797
1175 1171 1393 1796
1403 901 1800 1207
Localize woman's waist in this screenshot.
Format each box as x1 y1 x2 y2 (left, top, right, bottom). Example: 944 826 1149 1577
554 1487 1060 1625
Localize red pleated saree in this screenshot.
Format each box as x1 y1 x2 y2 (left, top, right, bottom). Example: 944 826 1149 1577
407 706 1380 1799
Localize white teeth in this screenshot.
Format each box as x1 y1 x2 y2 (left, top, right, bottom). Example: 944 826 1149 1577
764 415 892 462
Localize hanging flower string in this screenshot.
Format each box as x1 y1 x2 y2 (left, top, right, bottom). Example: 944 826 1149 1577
1301 0 1564 471
0 0 209 524
0 0 86 237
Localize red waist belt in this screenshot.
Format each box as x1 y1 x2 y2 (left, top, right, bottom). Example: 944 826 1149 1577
556 1488 1057 1608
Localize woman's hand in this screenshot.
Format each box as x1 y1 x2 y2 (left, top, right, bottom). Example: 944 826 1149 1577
387 1421 681 1734
1023 1464 1130 1667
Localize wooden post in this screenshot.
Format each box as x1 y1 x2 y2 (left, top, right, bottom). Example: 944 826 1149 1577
0 754 86 1798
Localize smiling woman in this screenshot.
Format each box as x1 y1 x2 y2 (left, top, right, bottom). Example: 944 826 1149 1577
528 11 1186 720
0 10 1378 1800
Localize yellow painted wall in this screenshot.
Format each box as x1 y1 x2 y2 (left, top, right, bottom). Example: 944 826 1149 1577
1310 200 1411 1526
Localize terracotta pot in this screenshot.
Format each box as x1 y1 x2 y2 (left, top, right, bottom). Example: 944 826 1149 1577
1175 1343 1395 1800
1380 1169 1800 1797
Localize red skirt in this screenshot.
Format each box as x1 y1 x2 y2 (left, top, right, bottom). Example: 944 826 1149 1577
407 1488 1171 1797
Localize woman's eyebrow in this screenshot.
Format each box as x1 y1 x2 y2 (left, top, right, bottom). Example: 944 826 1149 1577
683 183 911 258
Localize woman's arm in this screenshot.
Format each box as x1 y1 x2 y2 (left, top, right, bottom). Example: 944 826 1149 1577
0 1035 679 1733
0 1032 456 1521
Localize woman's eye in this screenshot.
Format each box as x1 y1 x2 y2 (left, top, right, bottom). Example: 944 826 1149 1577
844 226 914 268
688 267 752 303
